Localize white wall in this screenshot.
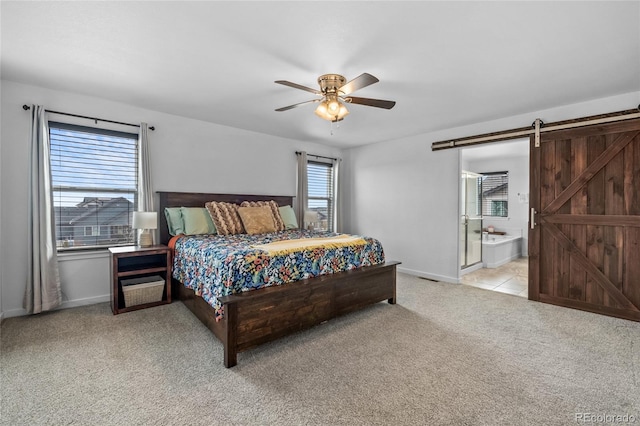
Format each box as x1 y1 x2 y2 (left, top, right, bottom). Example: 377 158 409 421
344 91 640 284
466 155 530 256
2 80 638 316
343 138 461 282
0 80 342 317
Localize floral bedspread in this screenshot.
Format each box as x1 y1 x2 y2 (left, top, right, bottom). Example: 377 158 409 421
172 229 385 320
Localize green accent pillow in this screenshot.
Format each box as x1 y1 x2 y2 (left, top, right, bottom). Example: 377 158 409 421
180 207 216 235
278 205 298 230
164 207 185 236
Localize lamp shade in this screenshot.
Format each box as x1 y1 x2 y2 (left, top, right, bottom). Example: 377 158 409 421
304 210 319 223
132 211 157 230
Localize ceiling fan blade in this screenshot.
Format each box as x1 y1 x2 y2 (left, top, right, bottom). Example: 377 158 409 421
338 73 379 95
275 99 321 112
275 80 322 95
346 96 396 110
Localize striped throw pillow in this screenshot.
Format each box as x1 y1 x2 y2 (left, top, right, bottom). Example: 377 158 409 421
205 201 244 235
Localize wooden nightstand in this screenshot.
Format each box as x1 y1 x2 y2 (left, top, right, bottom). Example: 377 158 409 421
109 245 172 315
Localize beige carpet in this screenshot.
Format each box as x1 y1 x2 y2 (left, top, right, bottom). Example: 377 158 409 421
1 273 639 425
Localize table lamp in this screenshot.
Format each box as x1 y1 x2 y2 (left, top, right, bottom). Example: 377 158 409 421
304 210 319 231
132 211 157 247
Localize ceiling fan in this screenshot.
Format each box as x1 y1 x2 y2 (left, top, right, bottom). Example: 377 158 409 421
275 73 396 122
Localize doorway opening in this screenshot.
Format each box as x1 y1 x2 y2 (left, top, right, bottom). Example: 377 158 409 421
458 139 530 298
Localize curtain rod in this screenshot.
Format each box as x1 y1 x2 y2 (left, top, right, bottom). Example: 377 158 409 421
22 105 155 131
295 151 338 161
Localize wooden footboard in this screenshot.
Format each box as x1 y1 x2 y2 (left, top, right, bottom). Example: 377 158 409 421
177 261 400 367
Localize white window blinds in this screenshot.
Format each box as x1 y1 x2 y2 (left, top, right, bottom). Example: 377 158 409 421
49 122 139 249
479 171 509 217
307 161 335 232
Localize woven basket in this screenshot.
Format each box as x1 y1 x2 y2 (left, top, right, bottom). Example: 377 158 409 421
122 276 164 307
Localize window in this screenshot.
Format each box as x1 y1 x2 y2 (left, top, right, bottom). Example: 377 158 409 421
84 226 100 237
479 171 508 218
307 160 335 232
49 122 138 250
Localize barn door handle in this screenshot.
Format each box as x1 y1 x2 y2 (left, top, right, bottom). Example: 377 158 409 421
530 208 537 229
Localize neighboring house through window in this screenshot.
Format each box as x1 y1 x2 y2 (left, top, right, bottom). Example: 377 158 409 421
49 122 138 249
479 171 509 218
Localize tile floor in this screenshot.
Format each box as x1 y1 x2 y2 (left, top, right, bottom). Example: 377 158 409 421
460 257 528 298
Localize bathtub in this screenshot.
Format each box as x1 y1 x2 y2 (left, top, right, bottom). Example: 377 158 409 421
482 234 522 268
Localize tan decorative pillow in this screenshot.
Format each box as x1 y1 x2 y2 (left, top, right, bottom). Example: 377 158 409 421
237 206 277 235
240 200 285 231
205 201 244 235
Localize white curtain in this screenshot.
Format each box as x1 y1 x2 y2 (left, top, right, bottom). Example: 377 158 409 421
25 105 62 314
137 123 153 211
137 123 154 242
332 158 341 233
296 151 308 229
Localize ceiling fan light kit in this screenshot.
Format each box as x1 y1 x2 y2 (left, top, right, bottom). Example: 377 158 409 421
314 94 349 122
275 73 395 123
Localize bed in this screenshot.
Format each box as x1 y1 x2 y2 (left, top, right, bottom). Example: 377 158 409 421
158 191 400 367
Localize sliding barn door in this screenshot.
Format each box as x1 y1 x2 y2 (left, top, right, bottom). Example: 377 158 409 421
529 119 640 322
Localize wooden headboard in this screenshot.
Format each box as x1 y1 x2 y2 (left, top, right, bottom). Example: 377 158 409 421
157 191 295 245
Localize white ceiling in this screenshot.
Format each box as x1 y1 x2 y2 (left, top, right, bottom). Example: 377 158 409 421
2 1 639 149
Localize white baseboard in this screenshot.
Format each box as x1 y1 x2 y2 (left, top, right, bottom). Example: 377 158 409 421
1 294 110 319
60 294 110 310
2 307 27 319
397 267 459 284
